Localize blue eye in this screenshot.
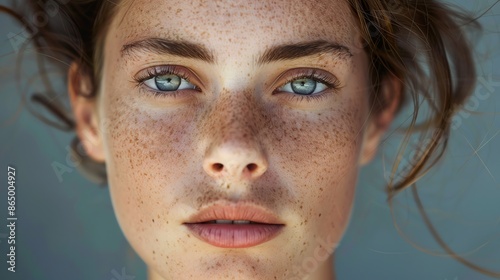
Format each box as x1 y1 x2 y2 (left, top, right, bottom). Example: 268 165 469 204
143 74 197 92
278 77 329 95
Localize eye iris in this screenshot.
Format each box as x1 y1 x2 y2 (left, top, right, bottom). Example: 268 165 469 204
155 74 181 91
291 78 316 95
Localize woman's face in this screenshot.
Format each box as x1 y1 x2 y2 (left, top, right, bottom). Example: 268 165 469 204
88 0 386 278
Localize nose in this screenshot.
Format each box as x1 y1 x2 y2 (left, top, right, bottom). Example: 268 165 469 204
202 94 268 182
203 143 268 182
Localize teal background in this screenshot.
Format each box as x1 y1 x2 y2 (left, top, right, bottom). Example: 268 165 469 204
0 0 499 279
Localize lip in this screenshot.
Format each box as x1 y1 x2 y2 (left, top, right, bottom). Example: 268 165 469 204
183 202 285 248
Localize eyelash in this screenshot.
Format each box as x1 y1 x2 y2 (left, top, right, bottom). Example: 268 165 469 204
274 70 341 103
133 66 341 102
133 65 198 99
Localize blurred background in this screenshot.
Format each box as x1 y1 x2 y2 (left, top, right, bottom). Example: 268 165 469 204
0 0 499 279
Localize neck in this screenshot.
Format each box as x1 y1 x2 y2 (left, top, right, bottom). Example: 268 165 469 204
147 254 336 280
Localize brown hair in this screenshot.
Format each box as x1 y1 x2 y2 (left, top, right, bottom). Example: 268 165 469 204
1 0 498 277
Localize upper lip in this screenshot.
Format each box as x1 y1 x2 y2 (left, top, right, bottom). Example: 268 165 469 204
183 202 285 225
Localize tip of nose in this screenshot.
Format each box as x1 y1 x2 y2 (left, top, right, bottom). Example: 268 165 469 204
202 143 268 181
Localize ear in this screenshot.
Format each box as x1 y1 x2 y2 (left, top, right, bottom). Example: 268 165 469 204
358 74 402 166
68 62 105 163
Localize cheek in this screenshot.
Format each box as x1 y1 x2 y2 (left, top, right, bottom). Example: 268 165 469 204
100 94 194 250
266 96 365 250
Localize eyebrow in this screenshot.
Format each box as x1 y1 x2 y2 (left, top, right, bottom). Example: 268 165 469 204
258 40 353 64
120 38 353 64
121 38 216 62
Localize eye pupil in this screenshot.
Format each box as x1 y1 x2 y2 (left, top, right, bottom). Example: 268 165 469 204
155 74 181 91
291 78 316 95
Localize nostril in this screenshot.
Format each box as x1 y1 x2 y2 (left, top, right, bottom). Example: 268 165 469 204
212 163 224 172
247 163 257 172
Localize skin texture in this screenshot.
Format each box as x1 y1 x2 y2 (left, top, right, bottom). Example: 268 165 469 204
68 0 401 279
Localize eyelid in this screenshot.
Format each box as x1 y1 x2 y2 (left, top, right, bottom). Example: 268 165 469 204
272 68 339 91
133 65 203 88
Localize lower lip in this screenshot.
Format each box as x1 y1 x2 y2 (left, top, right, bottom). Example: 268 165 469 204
184 223 285 248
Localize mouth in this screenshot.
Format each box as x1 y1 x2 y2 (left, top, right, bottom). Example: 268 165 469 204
183 203 285 248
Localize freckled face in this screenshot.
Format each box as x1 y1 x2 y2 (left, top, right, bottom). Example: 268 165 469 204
99 0 370 279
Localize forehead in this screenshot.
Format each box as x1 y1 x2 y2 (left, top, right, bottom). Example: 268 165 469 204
112 0 359 49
